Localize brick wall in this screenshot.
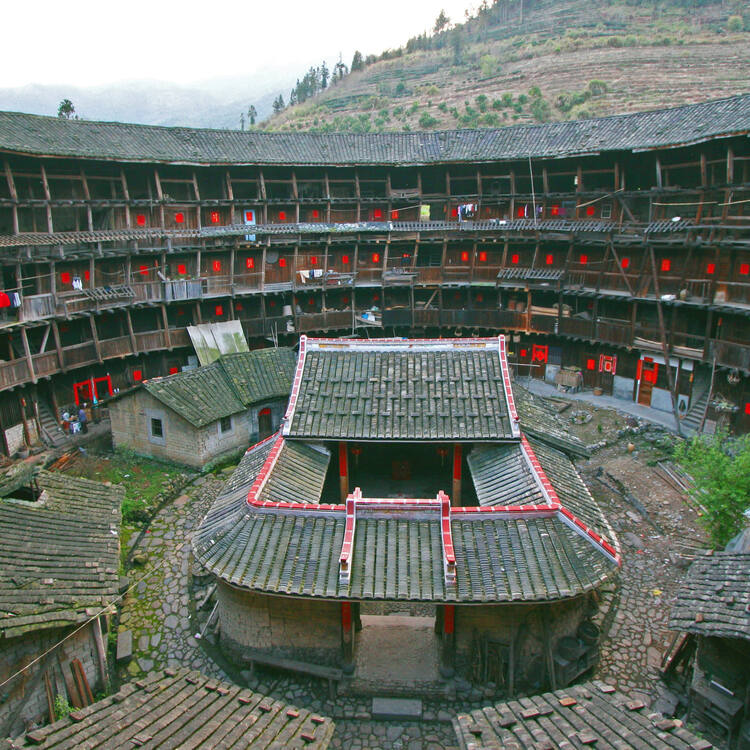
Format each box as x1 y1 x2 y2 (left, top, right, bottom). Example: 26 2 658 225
110 391 287 469
216 582 342 667
0 623 102 737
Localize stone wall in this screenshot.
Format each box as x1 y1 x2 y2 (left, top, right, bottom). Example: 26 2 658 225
454 597 589 687
110 391 287 469
216 582 342 667
0 623 102 737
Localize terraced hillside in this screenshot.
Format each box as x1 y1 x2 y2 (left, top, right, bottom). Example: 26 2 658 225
265 0 749 132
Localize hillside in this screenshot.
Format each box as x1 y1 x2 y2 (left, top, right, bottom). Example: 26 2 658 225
265 0 750 132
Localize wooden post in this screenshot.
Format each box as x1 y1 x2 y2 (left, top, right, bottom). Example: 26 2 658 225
440 604 456 677
89 315 103 363
452 443 462 506
341 602 354 673
18 393 32 447
92 618 109 691
338 442 349 502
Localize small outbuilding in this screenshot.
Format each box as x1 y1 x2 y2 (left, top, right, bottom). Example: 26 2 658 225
109 347 295 469
0 470 122 737
668 551 750 745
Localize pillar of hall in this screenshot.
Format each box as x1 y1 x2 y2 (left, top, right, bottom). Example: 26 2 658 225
341 602 355 673
440 604 456 677
339 442 349 502
452 444 462 506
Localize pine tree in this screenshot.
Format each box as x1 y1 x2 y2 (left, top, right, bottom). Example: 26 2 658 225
272 95 285 114
433 9 450 34
321 61 329 89
247 105 257 126
351 50 364 72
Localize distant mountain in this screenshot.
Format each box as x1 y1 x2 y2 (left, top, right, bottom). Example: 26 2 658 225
265 0 750 132
0 67 300 128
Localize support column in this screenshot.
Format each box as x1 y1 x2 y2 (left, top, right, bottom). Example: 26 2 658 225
452 444 462 506
341 602 354 674
440 604 456 677
339 442 349 503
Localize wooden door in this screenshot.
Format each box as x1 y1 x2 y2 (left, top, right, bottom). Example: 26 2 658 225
637 360 658 406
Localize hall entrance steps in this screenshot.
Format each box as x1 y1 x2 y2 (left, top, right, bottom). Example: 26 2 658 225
681 384 710 434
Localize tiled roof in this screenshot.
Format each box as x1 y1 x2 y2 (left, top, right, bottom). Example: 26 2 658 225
196 505 614 602
527 437 613 547
143 347 294 428
513 383 589 457
669 552 750 640
453 680 714 750
0 470 122 638
194 442 617 603
467 438 614 549
0 95 748 165
256 440 330 505
220 348 297 406
284 337 516 441
4 668 334 749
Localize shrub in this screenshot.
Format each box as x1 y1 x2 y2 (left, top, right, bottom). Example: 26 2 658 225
517 94 528 105
727 14 744 31
587 79 608 97
528 86 542 99
438 101 448 112
419 111 440 129
502 93 513 107
475 94 488 112
480 113 500 126
54 695 72 720
530 97 552 122
674 431 750 548
606 36 624 47
491 98 503 110
479 54 498 78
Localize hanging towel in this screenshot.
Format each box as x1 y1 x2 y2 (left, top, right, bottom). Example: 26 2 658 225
11 292 20 308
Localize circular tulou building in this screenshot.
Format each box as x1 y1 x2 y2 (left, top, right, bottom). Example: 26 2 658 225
194 335 621 693
0 95 748 454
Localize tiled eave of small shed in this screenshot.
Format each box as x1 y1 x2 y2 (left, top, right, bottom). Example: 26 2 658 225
0 470 123 638
669 551 750 641
0 94 748 166
282 336 521 442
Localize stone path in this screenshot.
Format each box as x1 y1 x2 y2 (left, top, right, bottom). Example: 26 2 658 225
116 432 707 749
117 475 227 682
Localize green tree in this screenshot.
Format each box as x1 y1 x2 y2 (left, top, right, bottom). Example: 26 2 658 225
674 431 750 548
351 51 364 72
247 105 257 126
727 15 743 31
272 94 285 114
321 61 329 89
434 9 450 34
57 99 75 119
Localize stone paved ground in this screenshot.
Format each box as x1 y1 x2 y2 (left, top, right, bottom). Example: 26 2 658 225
117 475 227 682
116 410 710 750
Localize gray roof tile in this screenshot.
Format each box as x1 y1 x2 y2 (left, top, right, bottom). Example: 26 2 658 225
0 94 748 165
7 668 334 749
0 471 122 638
453 681 715 749
669 552 750 640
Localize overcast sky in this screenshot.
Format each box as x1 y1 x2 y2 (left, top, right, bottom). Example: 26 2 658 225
2 0 474 89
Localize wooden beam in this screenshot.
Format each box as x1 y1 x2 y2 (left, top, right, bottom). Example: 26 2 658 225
40 164 54 233
20 328 37 384
647 244 682 436
89 315 103 363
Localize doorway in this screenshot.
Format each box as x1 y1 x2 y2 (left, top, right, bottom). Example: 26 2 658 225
257 407 273 440
637 359 658 406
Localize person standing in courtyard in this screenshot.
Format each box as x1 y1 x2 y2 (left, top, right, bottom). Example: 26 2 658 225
78 403 88 434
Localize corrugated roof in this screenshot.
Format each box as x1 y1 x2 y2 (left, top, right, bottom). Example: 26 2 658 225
143 347 294 428
0 470 122 638
7 668 334 749
453 680 714 750
669 552 750 641
0 94 747 165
